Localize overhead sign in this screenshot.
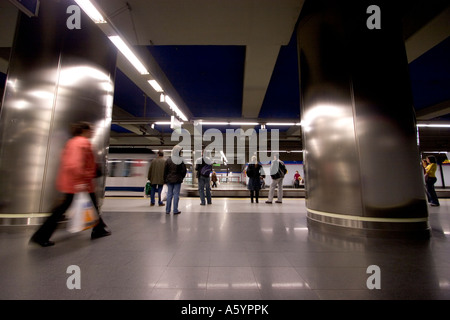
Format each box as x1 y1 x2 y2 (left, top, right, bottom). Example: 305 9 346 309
8 0 40 17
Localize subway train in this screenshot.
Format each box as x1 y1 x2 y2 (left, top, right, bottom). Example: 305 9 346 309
104 150 450 198
104 151 306 197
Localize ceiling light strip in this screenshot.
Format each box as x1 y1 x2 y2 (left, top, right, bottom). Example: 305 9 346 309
108 36 149 75
417 124 450 128
165 95 188 122
148 80 163 92
229 122 259 126
74 0 107 23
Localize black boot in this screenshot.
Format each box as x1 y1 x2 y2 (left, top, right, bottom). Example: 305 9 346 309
91 217 111 239
30 234 55 247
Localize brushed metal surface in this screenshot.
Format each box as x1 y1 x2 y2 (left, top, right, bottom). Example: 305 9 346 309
298 2 363 217
0 0 116 216
297 0 428 234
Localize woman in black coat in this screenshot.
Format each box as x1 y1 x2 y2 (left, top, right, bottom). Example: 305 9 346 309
246 155 264 203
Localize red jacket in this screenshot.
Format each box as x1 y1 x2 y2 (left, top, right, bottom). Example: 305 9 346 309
56 136 96 194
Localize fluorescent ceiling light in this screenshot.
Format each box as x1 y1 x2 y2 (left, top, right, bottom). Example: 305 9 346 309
148 80 163 92
199 121 230 125
229 122 259 126
417 124 450 128
108 36 149 75
154 121 171 125
266 122 296 126
74 0 107 24
425 151 449 153
165 95 188 122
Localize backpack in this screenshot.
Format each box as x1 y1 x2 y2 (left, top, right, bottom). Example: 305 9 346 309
200 163 212 176
270 161 287 179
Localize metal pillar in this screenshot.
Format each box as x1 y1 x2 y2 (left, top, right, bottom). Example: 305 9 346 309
297 0 430 237
0 0 117 224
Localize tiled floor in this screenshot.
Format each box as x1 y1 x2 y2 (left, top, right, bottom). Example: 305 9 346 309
1 196 450 300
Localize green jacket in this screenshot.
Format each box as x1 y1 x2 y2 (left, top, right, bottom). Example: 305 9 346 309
147 156 166 185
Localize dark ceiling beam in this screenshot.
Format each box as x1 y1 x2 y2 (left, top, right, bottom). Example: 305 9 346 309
404 5 450 62
416 100 450 120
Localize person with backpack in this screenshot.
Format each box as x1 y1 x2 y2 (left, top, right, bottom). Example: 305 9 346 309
195 150 213 205
266 154 287 204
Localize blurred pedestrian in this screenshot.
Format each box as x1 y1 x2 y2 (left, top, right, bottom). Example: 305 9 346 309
147 150 166 206
211 170 218 188
164 145 187 214
30 121 111 247
266 154 287 204
423 155 440 206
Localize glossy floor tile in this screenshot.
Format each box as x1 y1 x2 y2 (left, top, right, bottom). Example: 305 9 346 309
0 196 450 300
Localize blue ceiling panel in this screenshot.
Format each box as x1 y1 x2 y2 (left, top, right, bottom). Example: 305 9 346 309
113 68 168 118
258 32 300 120
111 124 132 133
0 71 6 85
409 36 450 111
147 45 246 119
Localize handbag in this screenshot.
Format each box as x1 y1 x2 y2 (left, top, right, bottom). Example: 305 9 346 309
145 180 151 196
67 192 100 233
161 184 168 201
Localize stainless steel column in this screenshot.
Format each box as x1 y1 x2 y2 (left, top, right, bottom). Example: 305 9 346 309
297 0 429 237
0 0 116 224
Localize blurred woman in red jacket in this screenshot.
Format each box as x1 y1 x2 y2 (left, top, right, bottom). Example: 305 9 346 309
30 122 111 247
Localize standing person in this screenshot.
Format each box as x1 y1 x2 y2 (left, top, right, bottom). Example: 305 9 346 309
195 150 212 205
164 145 187 215
147 150 166 206
266 154 287 204
423 155 440 206
294 170 301 188
211 170 218 188
30 121 111 247
246 155 263 203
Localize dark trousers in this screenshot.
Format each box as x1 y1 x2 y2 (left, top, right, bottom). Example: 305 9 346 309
150 184 164 205
250 190 259 203
32 193 107 242
425 177 440 205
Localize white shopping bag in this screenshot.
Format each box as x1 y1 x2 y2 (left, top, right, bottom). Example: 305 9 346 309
161 184 168 201
67 192 100 233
